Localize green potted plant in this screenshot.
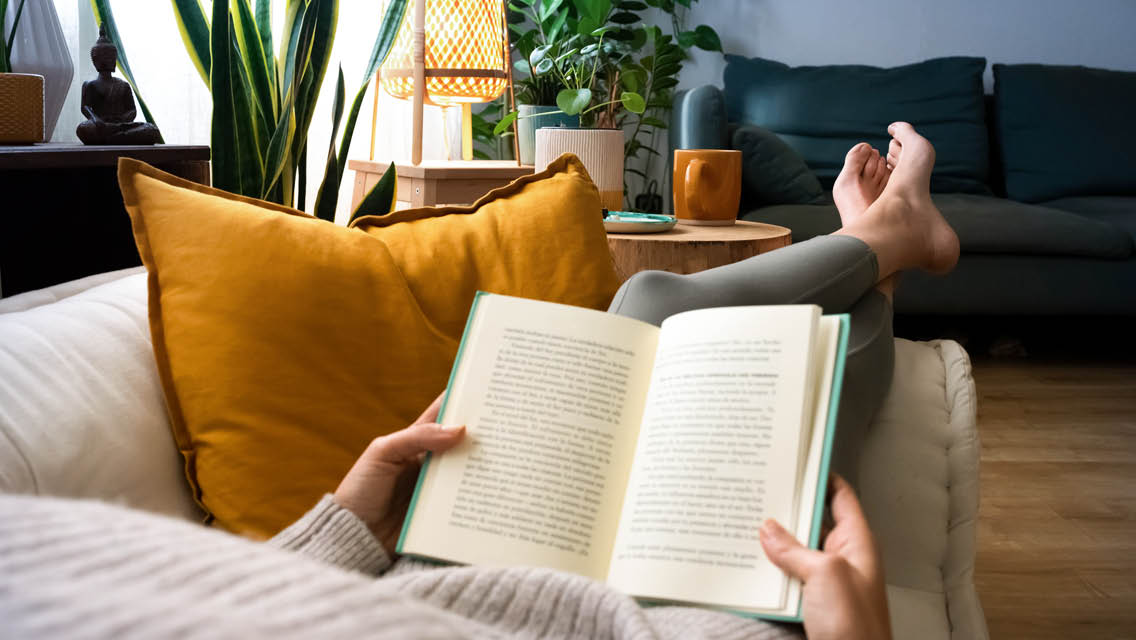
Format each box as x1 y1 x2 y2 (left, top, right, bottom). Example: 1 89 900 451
0 0 45 144
497 0 721 208
507 1 579 165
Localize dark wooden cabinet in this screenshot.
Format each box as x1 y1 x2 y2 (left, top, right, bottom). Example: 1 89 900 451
0 144 209 297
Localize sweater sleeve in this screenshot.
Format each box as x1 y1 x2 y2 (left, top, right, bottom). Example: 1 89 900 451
268 494 392 576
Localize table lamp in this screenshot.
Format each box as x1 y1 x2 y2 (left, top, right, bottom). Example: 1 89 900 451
376 0 517 164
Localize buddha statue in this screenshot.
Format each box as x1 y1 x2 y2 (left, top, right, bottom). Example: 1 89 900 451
76 27 161 145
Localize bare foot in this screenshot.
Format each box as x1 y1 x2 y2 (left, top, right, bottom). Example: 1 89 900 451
833 142 890 226
837 122 960 277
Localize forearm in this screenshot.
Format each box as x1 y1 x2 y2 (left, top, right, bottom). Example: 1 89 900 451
268 494 392 576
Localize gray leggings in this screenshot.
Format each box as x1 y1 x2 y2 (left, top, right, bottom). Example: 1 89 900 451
607 235 893 485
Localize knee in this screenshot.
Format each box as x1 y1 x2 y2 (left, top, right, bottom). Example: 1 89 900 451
607 270 691 326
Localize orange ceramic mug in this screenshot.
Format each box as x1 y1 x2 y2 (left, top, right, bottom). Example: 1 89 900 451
673 149 742 225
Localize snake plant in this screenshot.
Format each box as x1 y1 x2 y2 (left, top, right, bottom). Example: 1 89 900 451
91 0 404 221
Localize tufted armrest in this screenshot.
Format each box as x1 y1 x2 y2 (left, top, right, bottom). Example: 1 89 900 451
670 85 730 152
858 338 988 640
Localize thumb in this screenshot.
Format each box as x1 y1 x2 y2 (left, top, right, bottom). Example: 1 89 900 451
760 519 823 582
368 422 466 466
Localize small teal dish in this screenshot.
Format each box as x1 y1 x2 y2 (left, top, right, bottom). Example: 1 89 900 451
603 212 677 234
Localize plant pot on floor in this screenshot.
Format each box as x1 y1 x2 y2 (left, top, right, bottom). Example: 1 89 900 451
516 105 579 165
534 127 624 211
0 73 45 144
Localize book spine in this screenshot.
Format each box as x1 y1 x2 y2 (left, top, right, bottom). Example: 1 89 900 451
395 291 489 554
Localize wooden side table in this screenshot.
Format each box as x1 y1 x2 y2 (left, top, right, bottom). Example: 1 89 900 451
348 159 533 210
606 221 792 282
0 143 210 297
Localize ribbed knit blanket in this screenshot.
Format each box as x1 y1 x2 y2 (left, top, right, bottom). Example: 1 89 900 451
1 493 802 639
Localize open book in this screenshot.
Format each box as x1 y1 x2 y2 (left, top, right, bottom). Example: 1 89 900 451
397 293 849 621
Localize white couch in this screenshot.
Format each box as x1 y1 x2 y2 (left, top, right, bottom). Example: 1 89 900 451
0 268 989 639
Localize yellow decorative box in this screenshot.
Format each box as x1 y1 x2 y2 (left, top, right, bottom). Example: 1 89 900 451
0 73 45 144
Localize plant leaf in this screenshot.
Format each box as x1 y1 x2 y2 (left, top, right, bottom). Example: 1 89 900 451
641 116 666 128
557 87 592 115
620 91 645 114
693 24 721 51
313 65 346 222
209 0 238 193
170 0 211 85
255 0 275 84
494 110 520 135
350 162 397 222
233 0 277 127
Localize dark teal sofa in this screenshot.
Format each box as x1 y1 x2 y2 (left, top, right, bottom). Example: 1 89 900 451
671 57 1136 315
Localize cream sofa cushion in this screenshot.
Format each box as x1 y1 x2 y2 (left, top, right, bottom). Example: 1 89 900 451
0 271 985 639
0 270 201 521
860 339 987 640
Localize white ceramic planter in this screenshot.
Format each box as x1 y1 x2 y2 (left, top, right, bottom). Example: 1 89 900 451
534 127 624 210
6 0 73 141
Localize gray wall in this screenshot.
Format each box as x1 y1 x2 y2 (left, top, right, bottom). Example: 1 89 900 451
678 0 1136 91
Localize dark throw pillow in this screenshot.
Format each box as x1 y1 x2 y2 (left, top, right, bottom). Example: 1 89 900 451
732 124 824 206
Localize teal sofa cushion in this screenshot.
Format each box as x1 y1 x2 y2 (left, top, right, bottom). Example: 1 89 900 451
723 56 989 194
994 64 1136 203
742 194 1133 259
732 124 824 207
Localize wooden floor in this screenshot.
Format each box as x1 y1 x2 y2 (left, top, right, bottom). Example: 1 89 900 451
971 357 1136 639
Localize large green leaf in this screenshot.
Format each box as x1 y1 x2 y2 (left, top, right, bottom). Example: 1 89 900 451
313 65 345 222
229 30 265 196
350 162 397 222
170 0 210 85
233 0 277 124
262 88 297 198
209 0 238 192
89 0 163 138
255 0 275 89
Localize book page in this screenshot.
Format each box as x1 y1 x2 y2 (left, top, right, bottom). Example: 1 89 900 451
784 315 843 614
400 294 660 581
606 305 819 611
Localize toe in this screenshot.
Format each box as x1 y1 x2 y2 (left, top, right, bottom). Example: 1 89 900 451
888 121 918 142
876 156 889 186
841 143 872 175
862 151 878 179
887 138 902 167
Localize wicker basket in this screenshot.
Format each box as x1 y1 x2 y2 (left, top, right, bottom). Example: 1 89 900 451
0 73 45 144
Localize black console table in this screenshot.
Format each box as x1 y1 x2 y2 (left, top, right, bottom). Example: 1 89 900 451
0 144 209 297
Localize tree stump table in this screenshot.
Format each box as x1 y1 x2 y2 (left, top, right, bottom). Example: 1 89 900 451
606 220 792 282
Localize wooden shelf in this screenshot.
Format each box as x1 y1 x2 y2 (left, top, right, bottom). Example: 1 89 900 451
0 143 210 170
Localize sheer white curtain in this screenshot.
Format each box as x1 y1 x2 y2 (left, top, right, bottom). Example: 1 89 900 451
52 0 457 224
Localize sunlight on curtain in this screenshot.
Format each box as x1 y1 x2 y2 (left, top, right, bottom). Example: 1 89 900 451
52 0 456 223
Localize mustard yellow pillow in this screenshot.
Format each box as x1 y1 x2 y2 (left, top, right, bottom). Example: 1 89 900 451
120 155 619 537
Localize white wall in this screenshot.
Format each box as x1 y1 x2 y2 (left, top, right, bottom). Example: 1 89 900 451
677 0 1136 92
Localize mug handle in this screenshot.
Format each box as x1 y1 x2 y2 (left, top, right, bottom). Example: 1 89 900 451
685 158 709 219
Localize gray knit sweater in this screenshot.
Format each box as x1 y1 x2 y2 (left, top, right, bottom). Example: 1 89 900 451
0 493 802 639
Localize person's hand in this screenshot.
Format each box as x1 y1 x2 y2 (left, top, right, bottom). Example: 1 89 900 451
759 474 892 640
333 393 465 554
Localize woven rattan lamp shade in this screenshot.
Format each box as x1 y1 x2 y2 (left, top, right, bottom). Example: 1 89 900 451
380 0 508 106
